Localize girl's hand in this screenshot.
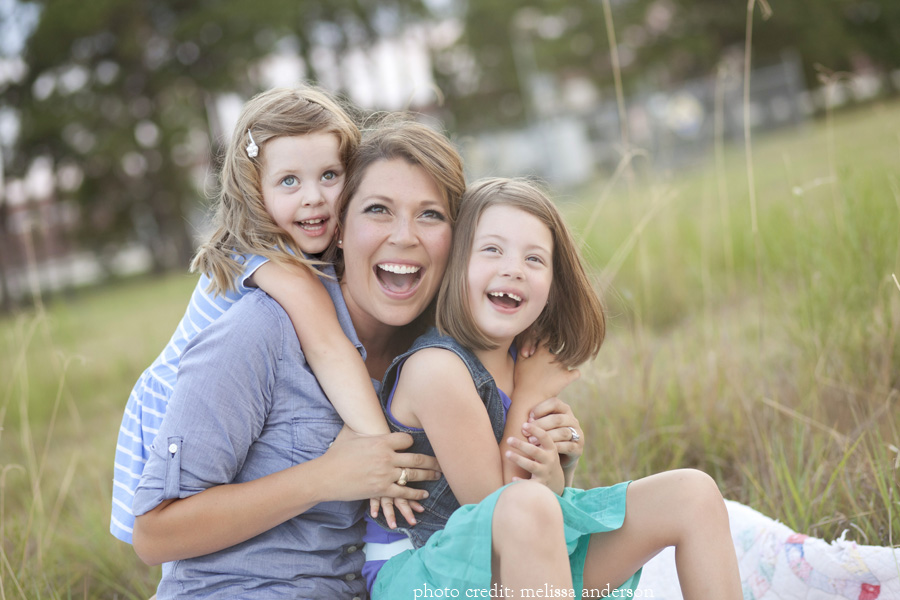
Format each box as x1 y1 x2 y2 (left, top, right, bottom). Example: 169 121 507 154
516 331 540 359
505 422 565 495
370 496 424 529
514 345 580 402
529 397 584 469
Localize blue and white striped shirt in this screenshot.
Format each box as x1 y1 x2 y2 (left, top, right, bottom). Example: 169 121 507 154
110 255 268 543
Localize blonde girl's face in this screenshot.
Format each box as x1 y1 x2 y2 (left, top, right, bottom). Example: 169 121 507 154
260 132 344 255
466 204 553 346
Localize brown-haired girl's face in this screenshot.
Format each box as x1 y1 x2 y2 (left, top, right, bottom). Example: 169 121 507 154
260 133 345 255
339 158 453 331
466 204 553 345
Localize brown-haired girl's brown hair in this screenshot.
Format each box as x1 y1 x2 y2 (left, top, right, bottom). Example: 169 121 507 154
436 177 605 367
191 86 360 294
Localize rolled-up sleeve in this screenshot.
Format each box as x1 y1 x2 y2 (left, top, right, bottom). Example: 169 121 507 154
133 292 282 516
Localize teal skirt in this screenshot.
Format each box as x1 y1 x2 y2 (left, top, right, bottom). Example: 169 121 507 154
373 481 641 599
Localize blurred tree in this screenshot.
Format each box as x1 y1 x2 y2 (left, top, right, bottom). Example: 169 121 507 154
4 0 428 276
434 0 900 133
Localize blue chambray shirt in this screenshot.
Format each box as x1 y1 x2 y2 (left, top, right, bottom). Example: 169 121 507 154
134 272 368 599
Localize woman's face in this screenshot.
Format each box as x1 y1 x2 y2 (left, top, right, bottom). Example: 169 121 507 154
340 158 452 334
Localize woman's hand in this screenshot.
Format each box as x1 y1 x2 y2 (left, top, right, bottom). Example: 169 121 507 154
513 345 580 402
505 422 565 495
528 397 584 470
320 428 440 503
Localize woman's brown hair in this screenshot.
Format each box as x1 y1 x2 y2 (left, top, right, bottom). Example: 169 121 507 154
436 177 605 367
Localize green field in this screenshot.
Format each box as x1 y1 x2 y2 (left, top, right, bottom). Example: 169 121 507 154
2 101 899 598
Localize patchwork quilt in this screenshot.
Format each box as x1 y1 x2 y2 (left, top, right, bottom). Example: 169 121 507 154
636 500 900 599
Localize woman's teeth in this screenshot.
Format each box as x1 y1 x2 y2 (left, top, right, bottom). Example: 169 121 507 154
378 264 421 275
376 263 422 293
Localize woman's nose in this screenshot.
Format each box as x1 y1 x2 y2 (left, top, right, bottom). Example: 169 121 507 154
388 216 417 247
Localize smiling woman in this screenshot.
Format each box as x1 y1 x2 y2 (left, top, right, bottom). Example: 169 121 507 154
129 115 467 599
339 158 452 332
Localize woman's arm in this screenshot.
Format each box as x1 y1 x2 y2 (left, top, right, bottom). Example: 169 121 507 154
133 429 438 565
251 261 389 436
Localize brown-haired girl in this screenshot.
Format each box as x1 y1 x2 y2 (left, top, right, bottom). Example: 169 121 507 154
364 177 741 600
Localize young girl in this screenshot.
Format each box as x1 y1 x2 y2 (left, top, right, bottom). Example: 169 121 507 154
364 178 742 599
111 86 417 544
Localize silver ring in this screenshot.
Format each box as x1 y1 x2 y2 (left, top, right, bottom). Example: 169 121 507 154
567 427 580 443
397 468 409 486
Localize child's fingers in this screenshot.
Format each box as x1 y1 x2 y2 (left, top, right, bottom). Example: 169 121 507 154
369 497 381 519
522 422 556 450
394 498 418 526
506 435 543 459
504 448 541 474
380 497 398 529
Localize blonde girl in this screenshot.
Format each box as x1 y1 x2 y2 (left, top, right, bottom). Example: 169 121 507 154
112 86 412 544
364 178 741 599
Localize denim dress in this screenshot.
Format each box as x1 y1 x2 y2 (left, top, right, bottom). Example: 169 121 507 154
369 327 641 599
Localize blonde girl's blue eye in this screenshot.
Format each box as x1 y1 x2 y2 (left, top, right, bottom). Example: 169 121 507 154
281 175 297 187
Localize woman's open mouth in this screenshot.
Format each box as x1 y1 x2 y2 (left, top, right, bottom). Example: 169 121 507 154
488 291 523 310
376 263 423 297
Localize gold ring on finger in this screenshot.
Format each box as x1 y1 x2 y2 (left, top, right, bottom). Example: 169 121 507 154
397 468 409 486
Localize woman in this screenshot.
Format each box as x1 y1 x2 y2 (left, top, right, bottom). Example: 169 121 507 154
131 118 466 599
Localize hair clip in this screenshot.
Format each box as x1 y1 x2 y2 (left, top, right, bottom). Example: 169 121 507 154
246 129 259 158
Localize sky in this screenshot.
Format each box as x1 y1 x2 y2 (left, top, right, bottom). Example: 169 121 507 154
0 0 39 57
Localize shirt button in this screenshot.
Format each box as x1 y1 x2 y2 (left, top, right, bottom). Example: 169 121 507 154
352 597 361 600
344 573 356 581
168 443 178 454
346 545 358 553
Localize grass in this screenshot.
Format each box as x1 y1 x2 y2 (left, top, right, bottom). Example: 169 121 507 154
566 100 900 546
1 101 898 596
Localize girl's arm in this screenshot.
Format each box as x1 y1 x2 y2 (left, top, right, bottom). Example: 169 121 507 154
392 349 567 502
500 346 580 483
251 261 389 437
391 349 507 505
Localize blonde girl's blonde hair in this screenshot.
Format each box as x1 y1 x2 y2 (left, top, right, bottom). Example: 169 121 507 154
436 177 605 367
191 86 360 294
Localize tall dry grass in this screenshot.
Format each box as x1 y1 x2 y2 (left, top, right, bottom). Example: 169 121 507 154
566 99 900 545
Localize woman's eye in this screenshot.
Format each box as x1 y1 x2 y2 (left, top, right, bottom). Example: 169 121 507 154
364 204 388 215
526 256 544 264
422 209 446 221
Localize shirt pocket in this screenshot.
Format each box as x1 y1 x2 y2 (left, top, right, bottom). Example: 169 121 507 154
291 416 343 463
